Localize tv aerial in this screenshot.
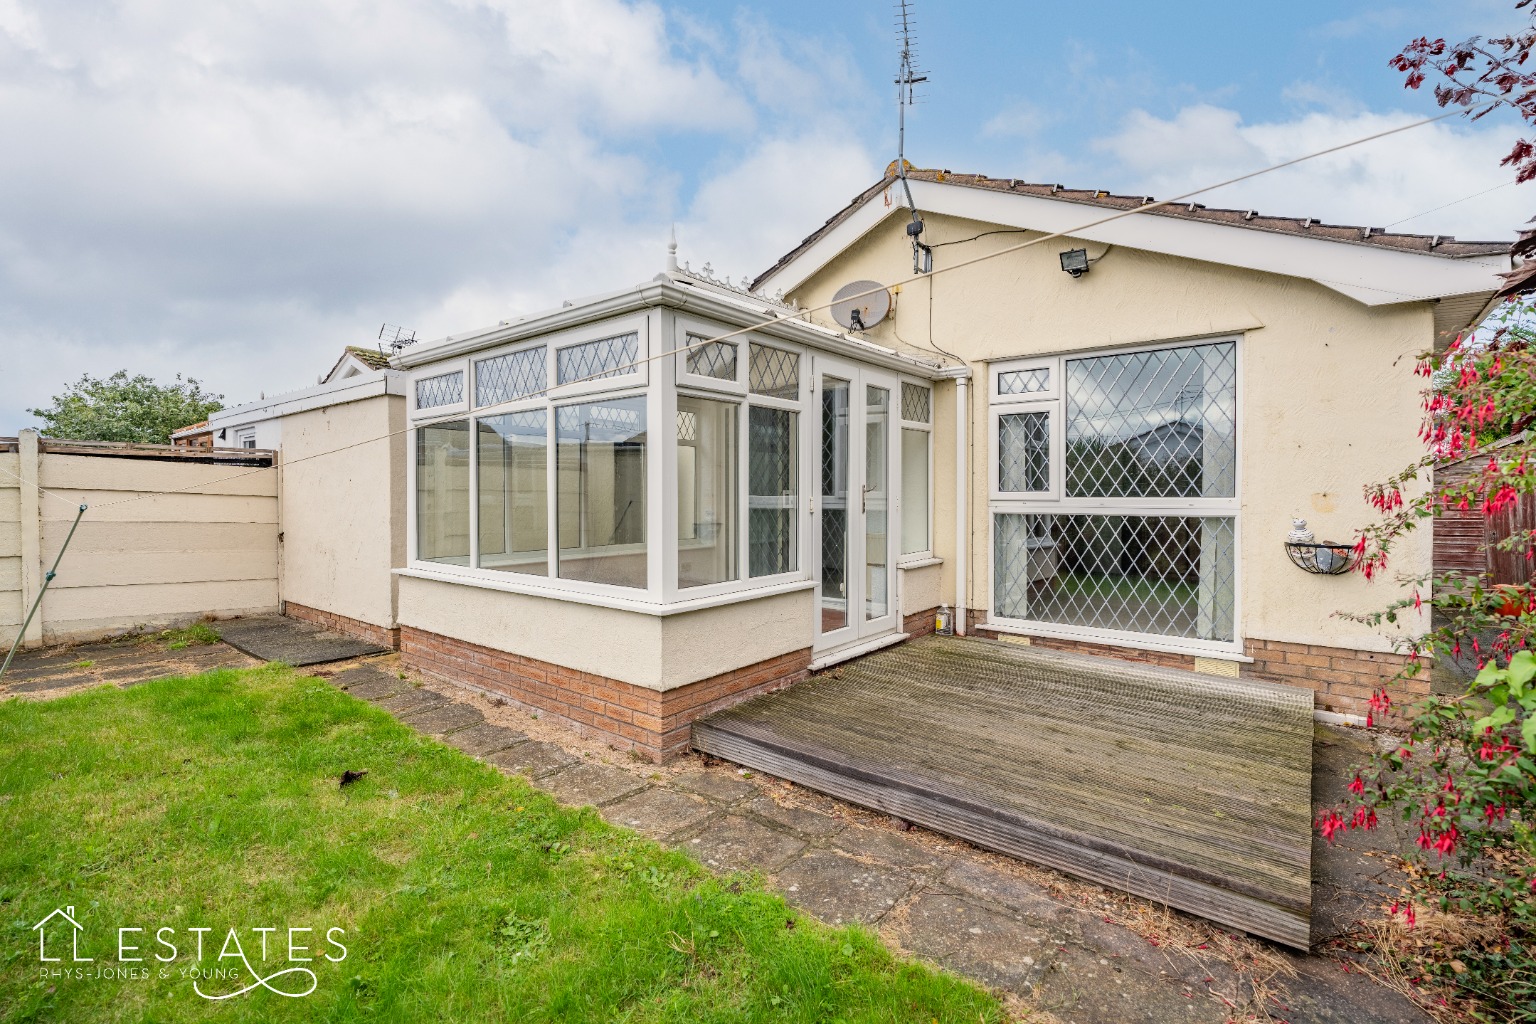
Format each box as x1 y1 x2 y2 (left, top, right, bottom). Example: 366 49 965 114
895 0 932 275
378 323 418 356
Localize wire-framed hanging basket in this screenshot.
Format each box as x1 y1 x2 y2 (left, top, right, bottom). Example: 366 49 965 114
1284 541 1359 576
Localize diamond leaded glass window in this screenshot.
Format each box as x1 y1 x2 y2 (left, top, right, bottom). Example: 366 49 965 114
556 332 639 385
685 334 738 381
416 370 464 409
476 347 546 407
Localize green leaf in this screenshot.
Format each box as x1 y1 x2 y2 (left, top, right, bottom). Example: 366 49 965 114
1509 651 1536 689
1475 705 1517 732
1523 716 1536 755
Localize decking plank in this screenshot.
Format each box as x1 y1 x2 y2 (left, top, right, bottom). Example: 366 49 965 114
693 635 1314 949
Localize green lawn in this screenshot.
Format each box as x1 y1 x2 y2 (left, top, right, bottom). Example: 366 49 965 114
0 665 1003 1023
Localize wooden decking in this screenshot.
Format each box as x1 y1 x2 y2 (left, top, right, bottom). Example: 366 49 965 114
692 635 1315 949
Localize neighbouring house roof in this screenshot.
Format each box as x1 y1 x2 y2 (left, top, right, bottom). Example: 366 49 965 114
751 168 1514 336
323 345 394 383
169 420 211 440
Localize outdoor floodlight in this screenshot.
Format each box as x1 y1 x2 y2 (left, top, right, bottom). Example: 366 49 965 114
1059 249 1090 278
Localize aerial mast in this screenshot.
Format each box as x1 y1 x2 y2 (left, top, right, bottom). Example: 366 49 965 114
895 0 932 274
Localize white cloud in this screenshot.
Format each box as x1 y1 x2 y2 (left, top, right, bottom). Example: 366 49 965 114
0 0 876 426
1087 103 1530 240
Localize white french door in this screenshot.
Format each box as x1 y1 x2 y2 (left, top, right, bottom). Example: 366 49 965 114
813 357 899 654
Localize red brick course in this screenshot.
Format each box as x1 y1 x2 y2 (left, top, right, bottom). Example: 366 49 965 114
284 601 400 651
968 609 1421 722
1242 638 1424 721
399 626 812 762
903 606 940 638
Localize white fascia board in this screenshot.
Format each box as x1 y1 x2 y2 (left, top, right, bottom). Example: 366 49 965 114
400 277 947 380
758 179 1510 307
209 369 407 427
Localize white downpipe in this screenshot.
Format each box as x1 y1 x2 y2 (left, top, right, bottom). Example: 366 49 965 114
954 374 970 636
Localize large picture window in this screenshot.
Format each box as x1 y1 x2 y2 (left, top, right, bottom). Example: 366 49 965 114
989 340 1239 649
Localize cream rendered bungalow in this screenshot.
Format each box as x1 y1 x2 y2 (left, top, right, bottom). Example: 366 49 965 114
388 168 1511 760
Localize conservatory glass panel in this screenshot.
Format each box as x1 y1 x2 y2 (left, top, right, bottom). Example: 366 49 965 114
416 420 470 565
749 407 798 577
476 411 548 576
556 397 647 588
677 395 739 588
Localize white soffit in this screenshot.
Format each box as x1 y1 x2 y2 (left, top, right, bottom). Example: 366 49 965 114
757 179 1510 307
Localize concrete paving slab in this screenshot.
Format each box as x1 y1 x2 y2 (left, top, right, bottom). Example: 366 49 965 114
678 814 805 873
939 857 1075 922
773 849 914 925
443 723 526 757
332 666 408 701
7 674 94 693
376 687 450 716
217 616 388 666
673 769 757 803
99 663 180 683
487 741 578 780
1267 955 1433 1024
742 794 846 839
831 826 949 871
601 788 716 839
1033 942 1231 1024
541 763 649 808
889 892 1057 995
400 702 485 736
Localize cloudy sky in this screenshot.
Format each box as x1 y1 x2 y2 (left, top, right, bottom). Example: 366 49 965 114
0 0 1529 427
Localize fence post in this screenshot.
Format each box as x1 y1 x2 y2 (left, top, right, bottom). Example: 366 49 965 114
17 429 43 647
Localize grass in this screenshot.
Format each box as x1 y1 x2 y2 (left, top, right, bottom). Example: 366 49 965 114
0 665 1003 1023
154 622 221 650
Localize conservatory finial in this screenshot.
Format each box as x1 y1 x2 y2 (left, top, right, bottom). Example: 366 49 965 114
666 226 679 273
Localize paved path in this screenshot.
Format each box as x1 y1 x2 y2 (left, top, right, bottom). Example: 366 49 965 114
1 639 1434 1024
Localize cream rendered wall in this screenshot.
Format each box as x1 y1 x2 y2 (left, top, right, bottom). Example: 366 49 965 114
789 211 1432 654
278 395 407 628
0 452 22 648
34 453 279 642
400 574 813 691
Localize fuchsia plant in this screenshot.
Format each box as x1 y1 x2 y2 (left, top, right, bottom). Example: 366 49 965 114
1323 300 1536 1017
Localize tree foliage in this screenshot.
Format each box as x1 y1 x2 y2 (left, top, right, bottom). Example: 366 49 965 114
27 371 224 445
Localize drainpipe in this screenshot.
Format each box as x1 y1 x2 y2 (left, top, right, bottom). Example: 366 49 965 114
937 368 972 635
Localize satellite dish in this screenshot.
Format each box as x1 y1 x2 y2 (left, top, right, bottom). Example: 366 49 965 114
831 280 892 332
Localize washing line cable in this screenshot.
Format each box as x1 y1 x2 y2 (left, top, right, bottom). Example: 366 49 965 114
1 107 1469 520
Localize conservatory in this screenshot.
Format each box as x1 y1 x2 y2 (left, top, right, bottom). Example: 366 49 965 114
393 269 956 759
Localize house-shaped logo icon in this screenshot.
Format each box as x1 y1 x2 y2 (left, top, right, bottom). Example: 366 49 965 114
33 906 91 963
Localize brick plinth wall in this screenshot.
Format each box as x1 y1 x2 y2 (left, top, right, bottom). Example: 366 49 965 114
903 607 940 638
400 626 812 762
1243 639 1425 721
284 601 400 650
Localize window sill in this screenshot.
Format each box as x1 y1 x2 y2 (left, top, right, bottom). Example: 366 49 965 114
896 555 943 570
395 565 816 617
975 620 1253 662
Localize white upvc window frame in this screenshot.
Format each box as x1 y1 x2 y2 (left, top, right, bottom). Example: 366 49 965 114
985 335 1245 657
404 310 817 612
674 313 748 396
897 377 935 565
